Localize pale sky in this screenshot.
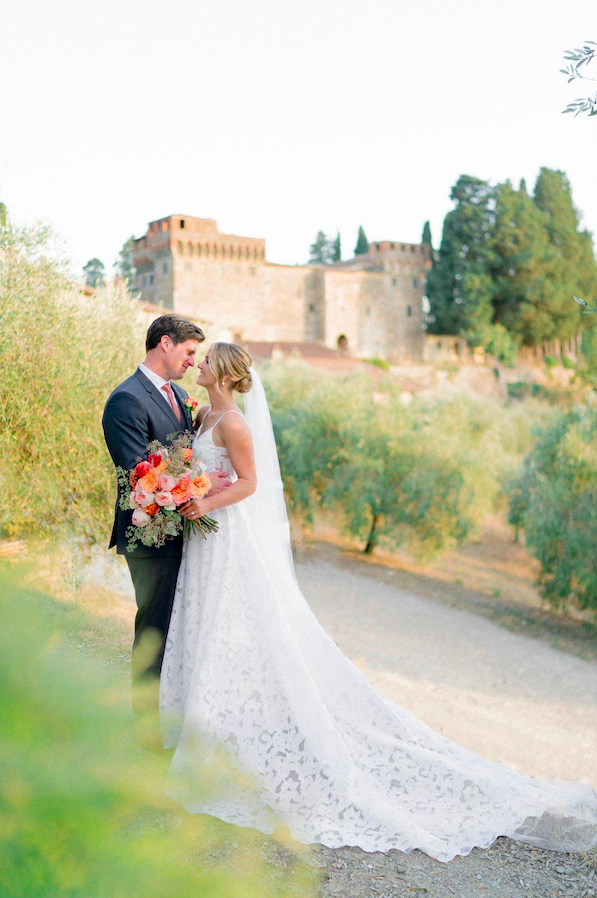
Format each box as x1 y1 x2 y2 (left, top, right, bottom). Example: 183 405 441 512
1 0 596 276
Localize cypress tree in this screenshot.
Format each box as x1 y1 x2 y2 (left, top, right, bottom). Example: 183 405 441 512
491 180 561 346
533 167 597 339
309 231 330 265
354 226 369 256
331 231 341 263
426 175 497 339
421 220 432 246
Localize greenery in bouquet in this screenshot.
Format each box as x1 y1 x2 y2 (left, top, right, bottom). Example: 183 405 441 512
116 433 218 551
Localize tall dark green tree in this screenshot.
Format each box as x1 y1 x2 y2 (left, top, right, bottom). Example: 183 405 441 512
491 180 561 347
354 225 369 256
83 258 105 289
309 231 332 265
426 175 497 341
421 220 432 246
533 167 597 338
114 236 136 291
331 231 341 262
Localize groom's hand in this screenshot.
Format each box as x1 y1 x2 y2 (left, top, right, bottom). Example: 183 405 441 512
206 470 232 496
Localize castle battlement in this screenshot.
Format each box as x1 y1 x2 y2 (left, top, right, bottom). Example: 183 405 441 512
132 214 427 362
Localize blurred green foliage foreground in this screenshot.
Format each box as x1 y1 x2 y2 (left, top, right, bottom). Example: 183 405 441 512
0 563 315 898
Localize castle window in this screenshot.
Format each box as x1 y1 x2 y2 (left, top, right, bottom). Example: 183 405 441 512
309 302 316 312
197 244 202 257
149 274 154 285
204 245 210 257
407 305 412 317
180 219 185 229
188 243 194 256
337 334 348 351
411 245 415 253
376 243 380 250
391 243 395 250
177 241 183 255
401 244 405 251
245 246 250 259
213 245 218 258
162 262 168 274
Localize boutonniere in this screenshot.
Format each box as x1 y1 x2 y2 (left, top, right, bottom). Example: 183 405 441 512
184 397 199 418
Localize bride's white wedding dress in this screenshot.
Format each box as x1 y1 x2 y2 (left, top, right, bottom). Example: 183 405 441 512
160 371 596 863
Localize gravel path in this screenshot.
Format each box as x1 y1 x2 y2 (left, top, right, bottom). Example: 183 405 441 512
89 547 597 896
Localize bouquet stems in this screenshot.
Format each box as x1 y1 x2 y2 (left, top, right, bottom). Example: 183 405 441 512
184 515 219 540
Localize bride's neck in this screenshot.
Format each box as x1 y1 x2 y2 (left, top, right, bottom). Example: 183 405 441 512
205 386 236 411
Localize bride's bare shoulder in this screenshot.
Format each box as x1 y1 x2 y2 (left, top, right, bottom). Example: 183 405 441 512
218 410 252 442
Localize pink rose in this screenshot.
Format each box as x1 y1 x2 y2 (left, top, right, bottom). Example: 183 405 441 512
129 493 140 510
134 488 156 508
155 490 176 510
132 508 151 527
158 474 177 492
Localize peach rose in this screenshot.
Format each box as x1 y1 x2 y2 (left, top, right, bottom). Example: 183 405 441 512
171 475 192 506
134 488 156 508
138 470 159 492
132 508 150 527
191 472 212 498
158 474 177 492
182 448 193 463
155 490 176 510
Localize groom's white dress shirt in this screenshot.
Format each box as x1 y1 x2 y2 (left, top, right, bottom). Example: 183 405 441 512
138 363 178 414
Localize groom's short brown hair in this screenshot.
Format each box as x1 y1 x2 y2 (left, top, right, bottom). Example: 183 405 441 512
145 315 205 351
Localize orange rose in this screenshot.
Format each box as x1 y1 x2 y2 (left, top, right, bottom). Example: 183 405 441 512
129 471 138 487
153 460 167 476
171 476 193 506
138 470 159 492
191 472 211 498
182 448 193 463
144 503 159 516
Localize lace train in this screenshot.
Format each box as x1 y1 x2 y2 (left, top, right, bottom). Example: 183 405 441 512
159 428 597 863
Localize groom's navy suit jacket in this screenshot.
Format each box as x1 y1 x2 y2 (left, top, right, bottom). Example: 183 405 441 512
102 368 194 557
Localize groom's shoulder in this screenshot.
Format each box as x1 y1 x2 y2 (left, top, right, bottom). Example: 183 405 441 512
104 371 146 408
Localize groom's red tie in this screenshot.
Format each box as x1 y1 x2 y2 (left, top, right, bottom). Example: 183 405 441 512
162 383 181 423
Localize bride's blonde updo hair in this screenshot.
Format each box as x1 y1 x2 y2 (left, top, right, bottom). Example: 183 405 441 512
209 342 253 394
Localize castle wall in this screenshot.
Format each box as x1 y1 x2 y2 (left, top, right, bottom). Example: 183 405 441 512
132 215 427 361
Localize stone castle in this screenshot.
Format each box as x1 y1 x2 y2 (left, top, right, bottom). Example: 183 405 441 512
132 214 431 361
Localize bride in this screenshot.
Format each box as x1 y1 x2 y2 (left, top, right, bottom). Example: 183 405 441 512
159 342 597 863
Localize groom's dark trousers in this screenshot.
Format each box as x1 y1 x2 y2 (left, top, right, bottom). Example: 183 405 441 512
102 368 194 719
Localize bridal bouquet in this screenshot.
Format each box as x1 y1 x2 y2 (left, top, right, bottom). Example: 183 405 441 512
116 433 218 551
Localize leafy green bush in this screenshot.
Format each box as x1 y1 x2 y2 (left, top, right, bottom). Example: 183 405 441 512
507 403 597 613
0 223 145 543
0 562 314 898
263 363 552 557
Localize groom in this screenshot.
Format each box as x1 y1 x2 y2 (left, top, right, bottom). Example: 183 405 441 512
102 314 230 720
